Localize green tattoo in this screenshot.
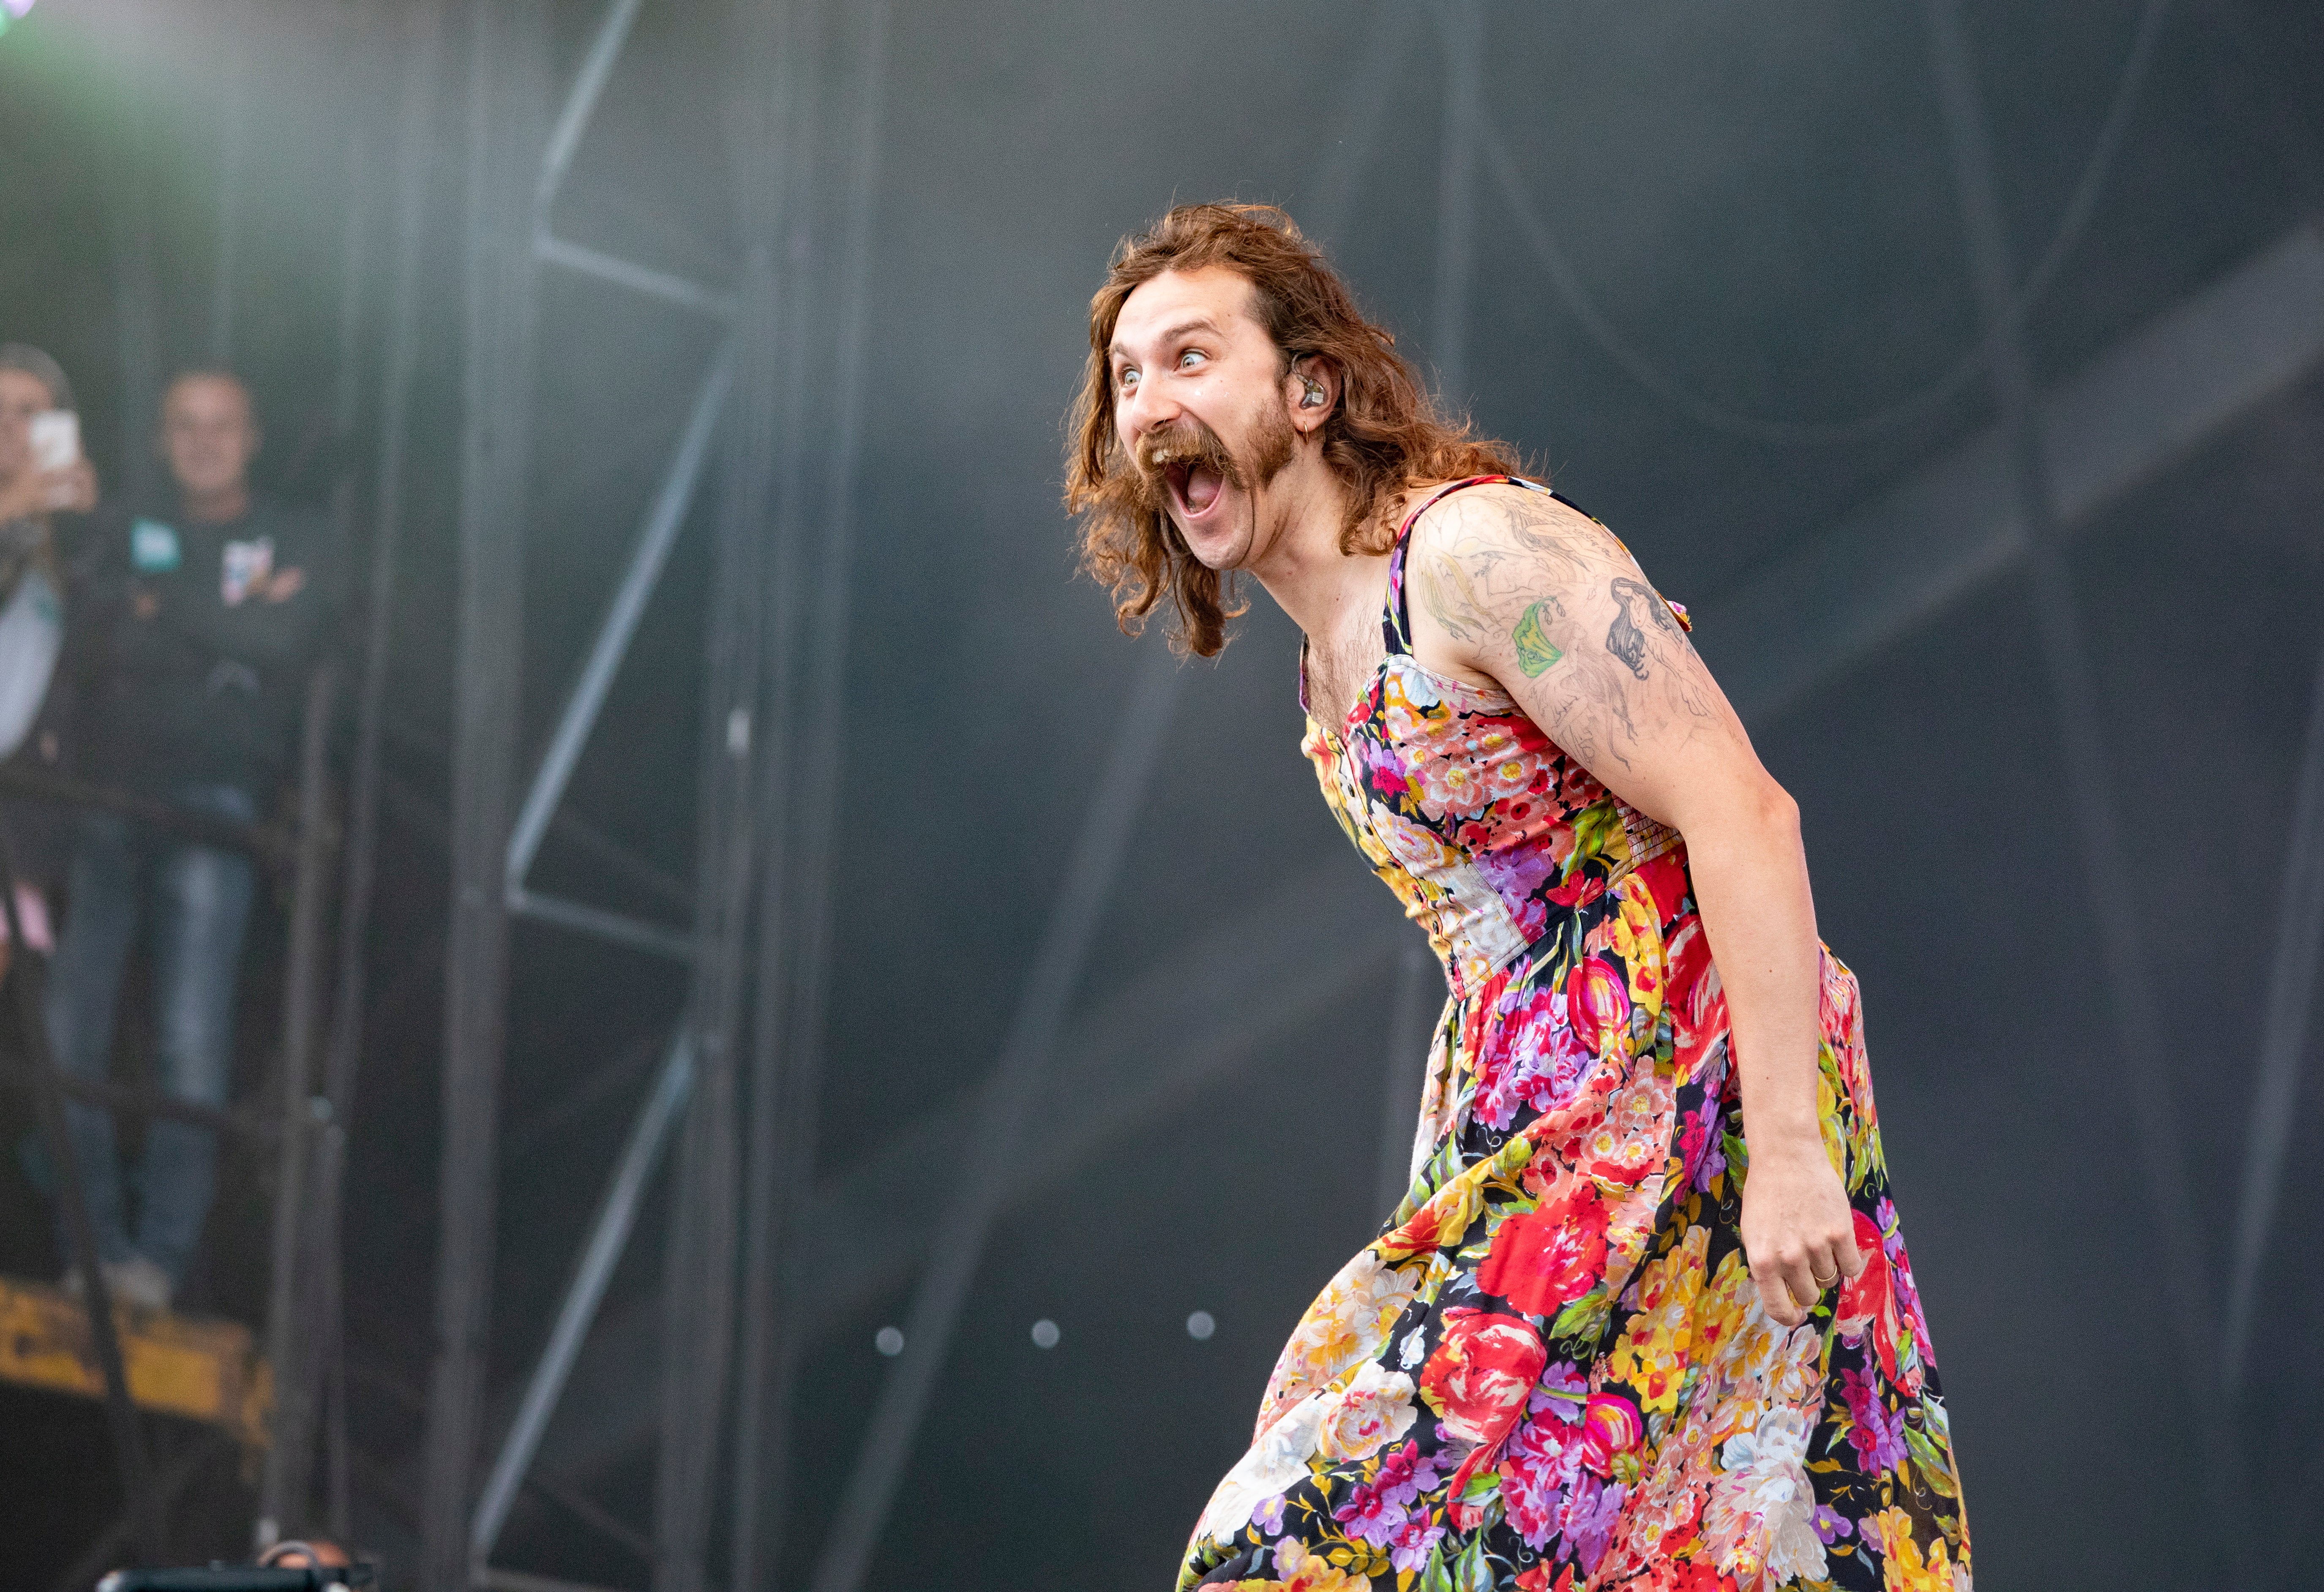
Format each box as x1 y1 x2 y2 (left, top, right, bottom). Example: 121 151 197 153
1512 600 1565 676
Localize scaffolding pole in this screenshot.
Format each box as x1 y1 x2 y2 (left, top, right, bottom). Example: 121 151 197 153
256 663 340 1547
728 0 894 1580
419 2 549 1587
652 154 779 1592
311 0 450 1543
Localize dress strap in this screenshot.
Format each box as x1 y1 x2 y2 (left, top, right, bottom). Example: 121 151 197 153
1383 474 1532 654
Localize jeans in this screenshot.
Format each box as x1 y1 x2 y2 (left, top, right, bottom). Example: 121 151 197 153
45 785 257 1285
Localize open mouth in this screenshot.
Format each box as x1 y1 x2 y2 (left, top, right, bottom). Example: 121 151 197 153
1166 458 1225 521
1140 425 1238 527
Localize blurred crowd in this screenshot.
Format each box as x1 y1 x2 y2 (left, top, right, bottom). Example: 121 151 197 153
0 343 338 1314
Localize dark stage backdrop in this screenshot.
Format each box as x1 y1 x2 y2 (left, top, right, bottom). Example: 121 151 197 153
1 1 2321 1588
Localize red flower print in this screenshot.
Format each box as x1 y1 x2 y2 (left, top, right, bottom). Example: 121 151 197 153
1418 1308 1548 1447
1631 854 1688 921
1664 918 1724 1078
1834 1208 1920 1390
1515 1564 1577 1592
1544 872 1607 910
1478 1183 1609 1318
1565 956 1631 1056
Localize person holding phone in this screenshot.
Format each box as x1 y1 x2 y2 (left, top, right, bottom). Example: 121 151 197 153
0 343 99 978
43 368 339 1312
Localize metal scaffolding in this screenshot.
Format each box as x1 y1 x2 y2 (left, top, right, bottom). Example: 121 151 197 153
418 1 549 1587
398 0 885 1586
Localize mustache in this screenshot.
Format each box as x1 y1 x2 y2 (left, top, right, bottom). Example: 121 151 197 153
1129 418 1247 502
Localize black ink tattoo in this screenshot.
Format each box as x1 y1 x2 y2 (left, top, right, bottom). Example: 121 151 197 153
1605 576 1674 681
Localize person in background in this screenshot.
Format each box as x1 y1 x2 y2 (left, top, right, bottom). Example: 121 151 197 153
0 343 99 979
257 1538 355 1573
46 369 338 1312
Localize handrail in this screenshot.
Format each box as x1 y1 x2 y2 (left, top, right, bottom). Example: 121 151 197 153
0 1060 279 1142
0 764 301 867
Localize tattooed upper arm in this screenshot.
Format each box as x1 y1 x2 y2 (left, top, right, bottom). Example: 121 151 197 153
1407 486 1748 806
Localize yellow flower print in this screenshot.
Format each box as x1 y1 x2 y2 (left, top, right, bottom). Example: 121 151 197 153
1263 1251 1421 1425
1606 1227 1708 1414
1685 1248 1758 1379
1868 1506 1970 1592
1265 1539 1376 1592
1378 1163 1484 1262
1606 886 1668 1022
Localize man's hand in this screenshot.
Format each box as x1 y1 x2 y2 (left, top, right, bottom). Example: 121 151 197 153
1738 1131 1863 1329
0 459 97 523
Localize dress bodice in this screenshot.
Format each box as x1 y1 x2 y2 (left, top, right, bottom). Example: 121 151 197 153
1299 477 1683 1000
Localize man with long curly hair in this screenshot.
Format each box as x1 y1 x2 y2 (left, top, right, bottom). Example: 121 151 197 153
1069 204 1968 1590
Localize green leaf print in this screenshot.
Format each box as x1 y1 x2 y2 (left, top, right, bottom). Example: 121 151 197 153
1903 1421 1958 1498
1551 1285 1612 1345
1452 1534 1497 1592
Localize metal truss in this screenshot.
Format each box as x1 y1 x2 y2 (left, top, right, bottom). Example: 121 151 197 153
406 0 889 1587
428 0 736 1580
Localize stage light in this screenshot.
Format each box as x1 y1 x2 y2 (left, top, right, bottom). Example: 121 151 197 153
1029 1318 1060 1349
1186 1310 1216 1341
874 1325 904 1356
0 0 34 30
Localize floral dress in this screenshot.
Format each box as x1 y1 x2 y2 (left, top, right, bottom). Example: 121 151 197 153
1177 478 1971 1592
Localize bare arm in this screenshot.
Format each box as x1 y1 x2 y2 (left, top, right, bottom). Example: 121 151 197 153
1407 485 1860 1326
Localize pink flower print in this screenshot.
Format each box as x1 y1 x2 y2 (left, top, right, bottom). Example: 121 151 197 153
1481 988 1595 1128
1370 1439 1446 1508
1841 1364 1907 1472
1500 1393 1585 1549
1565 956 1631 1056
1332 1439 1444 1548
1678 1099 1727 1193
1331 1477 1409 1546
1501 1455 1566 1549
1558 1473 1626 1574
1578 1393 1644 1475
1879 1198 1940 1375
1387 1514 1448 1573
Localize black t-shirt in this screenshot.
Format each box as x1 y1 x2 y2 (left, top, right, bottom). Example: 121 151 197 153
68 499 343 800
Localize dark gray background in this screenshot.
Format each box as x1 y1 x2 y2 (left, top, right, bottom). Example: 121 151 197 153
2 0 2321 1587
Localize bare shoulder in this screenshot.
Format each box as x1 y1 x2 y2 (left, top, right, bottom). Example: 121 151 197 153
1405 481 1743 784
1404 482 1632 651
1424 480 1618 566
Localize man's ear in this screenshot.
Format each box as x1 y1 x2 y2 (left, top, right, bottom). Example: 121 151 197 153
1285 355 1339 433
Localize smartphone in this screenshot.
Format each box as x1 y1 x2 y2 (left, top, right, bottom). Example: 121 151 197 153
30 410 80 472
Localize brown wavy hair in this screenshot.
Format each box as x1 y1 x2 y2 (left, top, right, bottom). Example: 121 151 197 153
1066 202 1522 657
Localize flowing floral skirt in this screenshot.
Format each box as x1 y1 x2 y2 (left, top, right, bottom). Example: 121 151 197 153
1177 856 1971 1591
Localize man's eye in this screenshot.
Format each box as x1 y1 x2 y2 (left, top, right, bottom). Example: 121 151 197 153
1116 368 1138 394
1178 350 1206 370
